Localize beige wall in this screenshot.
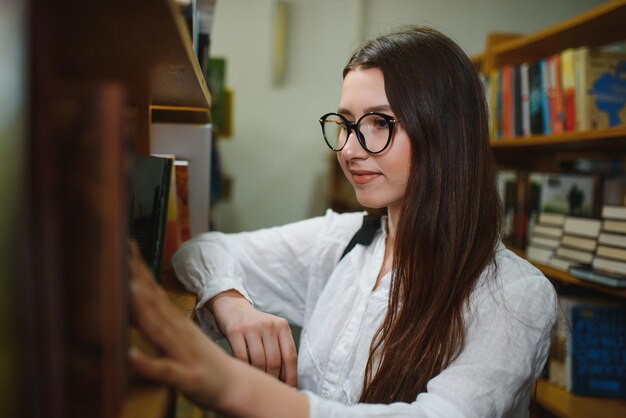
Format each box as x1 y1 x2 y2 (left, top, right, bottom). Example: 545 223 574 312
210 0 606 232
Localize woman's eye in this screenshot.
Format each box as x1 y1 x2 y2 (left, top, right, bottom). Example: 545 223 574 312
373 118 389 129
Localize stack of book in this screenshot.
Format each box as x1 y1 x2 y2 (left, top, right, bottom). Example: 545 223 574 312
550 216 602 272
570 205 626 287
526 212 565 264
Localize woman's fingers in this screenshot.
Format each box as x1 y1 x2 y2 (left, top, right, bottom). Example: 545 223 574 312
261 327 283 379
277 325 298 387
244 332 266 372
228 332 249 364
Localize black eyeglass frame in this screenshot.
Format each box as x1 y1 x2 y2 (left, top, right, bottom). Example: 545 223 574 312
318 112 400 154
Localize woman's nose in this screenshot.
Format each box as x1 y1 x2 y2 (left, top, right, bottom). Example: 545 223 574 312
340 129 368 160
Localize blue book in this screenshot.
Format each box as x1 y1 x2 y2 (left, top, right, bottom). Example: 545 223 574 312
529 61 544 135
571 305 626 397
540 58 551 135
570 266 626 288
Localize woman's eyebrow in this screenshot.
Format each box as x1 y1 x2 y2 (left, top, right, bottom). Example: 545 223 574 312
336 104 393 116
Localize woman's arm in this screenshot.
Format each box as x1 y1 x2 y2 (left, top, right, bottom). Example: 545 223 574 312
129 241 309 417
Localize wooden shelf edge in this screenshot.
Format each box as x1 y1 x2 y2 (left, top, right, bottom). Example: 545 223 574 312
493 0 626 57
120 269 197 418
534 378 626 418
490 126 626 148
506 246 626 299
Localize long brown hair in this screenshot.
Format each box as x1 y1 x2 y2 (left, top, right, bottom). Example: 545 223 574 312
344 27 502 403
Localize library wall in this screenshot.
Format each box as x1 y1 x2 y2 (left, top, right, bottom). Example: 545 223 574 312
209 0 606 233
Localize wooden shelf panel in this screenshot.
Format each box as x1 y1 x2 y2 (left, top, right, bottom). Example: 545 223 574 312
490 126 626 151
55 0 210 109
506 246 626 299
535 378 626 418
120 269 197 418
492 0 626 67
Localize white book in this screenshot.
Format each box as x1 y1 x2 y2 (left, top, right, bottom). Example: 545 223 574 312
538 212 566 226
601 205 626 220
556 247 594 264
602 219 626 234
530 235 560 249
593 256 626 276
549 257 579 272
598 232 626 249
596 245 626 261
526 245 554 264
563 217 601 238
561 234 597 252
533 224 563 238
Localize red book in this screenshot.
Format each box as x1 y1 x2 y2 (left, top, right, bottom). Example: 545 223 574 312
501 65 513 138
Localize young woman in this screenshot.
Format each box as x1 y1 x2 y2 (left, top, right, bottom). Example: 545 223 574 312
129 26 557 417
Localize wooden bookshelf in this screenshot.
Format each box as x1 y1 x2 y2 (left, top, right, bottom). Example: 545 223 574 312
482 2 626 416
534 378 626 418
490 0 626 70
25 1 210 417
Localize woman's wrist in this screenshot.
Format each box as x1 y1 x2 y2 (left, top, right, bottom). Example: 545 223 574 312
207 289 251 314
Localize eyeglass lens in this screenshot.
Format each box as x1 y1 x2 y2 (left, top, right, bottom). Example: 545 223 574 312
321 114 392 153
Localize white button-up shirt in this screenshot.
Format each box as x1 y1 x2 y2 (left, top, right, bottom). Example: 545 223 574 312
172 210 557 418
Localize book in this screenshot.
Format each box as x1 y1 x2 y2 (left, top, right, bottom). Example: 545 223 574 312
577 47 626 130
129 154 173 281
548 296 624 396
596 244 626 261
528 60 545 135
538 211 566 226
592 256 626 276
556 246 594 264
548 257 581 272
513 65 523 137
564 216 602 238
570 304 626 397
602 219 626 234
175 161 192 242
526 245 554 264
540 58 551 134
561 234 597 252
533 224 564 239
547 53 564 134
560 48 577 131
601 204 626 220
598 231 626 248
530 235 560 249
153 154 182 271
570 265 626 288
520 62 531 136
501 64 513 138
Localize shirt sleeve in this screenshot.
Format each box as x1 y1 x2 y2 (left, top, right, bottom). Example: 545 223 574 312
171 209 365 339
303 266 558 418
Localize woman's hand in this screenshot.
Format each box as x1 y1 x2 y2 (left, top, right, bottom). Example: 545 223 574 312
128 242 234 411
208 291 298 387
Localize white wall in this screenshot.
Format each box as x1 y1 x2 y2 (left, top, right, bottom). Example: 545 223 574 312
210 0 606 233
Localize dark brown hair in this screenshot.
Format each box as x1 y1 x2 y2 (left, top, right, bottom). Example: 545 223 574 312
344 26 502 403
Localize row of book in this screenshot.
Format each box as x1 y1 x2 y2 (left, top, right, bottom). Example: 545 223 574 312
526 205 626 288
487 45 626 139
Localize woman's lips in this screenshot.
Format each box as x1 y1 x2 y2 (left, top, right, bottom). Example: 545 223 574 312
350 170 382 185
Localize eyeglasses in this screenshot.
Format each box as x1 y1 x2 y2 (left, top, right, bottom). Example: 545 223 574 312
319 112 400 154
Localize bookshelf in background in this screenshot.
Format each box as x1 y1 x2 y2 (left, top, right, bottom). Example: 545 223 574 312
481 1 626 417
24 1 209 418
